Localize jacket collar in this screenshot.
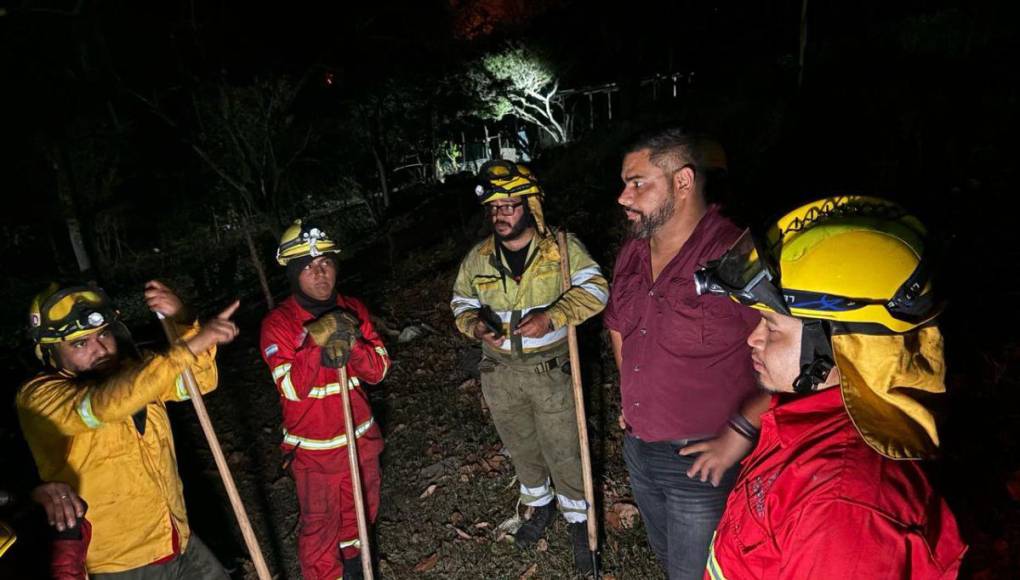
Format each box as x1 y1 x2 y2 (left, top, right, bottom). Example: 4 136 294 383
768 386 846 448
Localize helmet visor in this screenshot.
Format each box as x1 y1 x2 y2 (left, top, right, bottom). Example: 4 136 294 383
694 229 789 314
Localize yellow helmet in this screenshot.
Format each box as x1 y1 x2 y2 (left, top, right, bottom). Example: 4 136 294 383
276 219 340 266
475 160 549 235
696 196 947 459
28 283 119 365
695 196 936 333
475 160 543 204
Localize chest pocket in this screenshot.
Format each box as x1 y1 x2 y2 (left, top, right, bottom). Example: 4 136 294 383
661 276 704 348
717 479 775 571
702 296 745 347
526 262 562 304
473 275 508 308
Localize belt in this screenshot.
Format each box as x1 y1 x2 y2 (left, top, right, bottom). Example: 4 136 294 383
624 424 710 447
532 356 567 374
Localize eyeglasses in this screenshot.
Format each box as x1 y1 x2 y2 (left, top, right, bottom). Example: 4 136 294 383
486 202 525 216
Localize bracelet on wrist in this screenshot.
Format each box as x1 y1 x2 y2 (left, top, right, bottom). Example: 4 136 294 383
728 414 760 441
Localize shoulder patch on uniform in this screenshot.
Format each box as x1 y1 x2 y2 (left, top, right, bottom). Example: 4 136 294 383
264 344 279 358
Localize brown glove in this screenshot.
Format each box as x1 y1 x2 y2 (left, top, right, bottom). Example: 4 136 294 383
306 310 362 368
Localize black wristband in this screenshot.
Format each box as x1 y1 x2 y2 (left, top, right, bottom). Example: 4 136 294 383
728 414 760 441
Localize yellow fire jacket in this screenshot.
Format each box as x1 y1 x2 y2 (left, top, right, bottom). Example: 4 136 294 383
16 323 217 574
451 230 608 357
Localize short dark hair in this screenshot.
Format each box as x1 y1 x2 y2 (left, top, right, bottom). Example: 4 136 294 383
624 126 702 175
623 127 730 201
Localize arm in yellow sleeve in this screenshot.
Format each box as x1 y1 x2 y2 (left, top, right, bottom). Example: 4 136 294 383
17 343 207 436
546 233 609 329
160 321 218 401
451 254 483 339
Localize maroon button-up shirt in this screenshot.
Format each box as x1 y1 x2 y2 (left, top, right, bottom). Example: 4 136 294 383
604 205 760 442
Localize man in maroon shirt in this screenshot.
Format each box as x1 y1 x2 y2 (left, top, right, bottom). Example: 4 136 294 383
604 127 769 580
696 196 965 578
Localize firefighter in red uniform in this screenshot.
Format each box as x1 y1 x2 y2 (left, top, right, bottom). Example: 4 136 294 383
693 196 965 579
260 220 390 580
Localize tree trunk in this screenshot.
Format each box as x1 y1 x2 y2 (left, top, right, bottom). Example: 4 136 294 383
243 221 274 310
370 143 390 215
66 218 92 275
51 151 94 278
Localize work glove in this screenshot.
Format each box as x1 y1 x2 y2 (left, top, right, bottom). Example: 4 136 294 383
306 310 362 368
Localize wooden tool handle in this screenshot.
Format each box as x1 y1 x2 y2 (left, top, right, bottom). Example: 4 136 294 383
158 317 272 580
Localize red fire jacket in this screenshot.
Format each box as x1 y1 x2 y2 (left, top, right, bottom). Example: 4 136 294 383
707 387 966 580
260 295 389 472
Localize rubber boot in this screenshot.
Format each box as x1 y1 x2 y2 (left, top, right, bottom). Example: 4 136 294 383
343 553 364 580
514 502 556 548
570 522 595 575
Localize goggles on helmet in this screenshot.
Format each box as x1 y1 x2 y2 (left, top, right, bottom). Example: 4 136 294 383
695 227 935 328
31 286 117 344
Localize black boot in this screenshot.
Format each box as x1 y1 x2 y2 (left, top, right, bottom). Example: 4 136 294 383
514 502 557 548
570 522 596 575
343 553 364 580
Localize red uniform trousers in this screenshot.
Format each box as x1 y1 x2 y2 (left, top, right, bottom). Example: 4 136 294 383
294 451 381 580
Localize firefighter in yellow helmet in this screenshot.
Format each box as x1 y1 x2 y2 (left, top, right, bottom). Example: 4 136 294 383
694 196 966 579
451 160 608 573
260 220 391 580
16 281 239 578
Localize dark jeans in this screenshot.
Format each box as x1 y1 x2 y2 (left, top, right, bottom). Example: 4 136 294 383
92 534 228 580
624 434 738 580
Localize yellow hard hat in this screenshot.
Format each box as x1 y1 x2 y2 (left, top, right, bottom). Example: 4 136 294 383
695 195 936 333
276 219 340 266
696 196 947 459
475 160 543 204
475 160 549 235
28 282 118 365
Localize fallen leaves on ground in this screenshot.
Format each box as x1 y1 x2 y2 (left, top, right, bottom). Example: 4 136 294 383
419 484 438 499
605 501 641 530
413 553 439 573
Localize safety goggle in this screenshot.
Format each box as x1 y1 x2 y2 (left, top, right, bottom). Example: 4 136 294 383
474 160 537 200
693 229 791 315
35 287 114 342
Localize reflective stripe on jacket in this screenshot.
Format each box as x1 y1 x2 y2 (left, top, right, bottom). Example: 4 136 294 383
259 295 388 472
16 322 218 574
451 230 608 357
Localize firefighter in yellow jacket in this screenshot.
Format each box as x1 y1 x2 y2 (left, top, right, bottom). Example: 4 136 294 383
450 160 608 573
16 281 239 579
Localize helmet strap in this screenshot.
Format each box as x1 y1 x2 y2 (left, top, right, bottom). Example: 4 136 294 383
793 320 835 394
